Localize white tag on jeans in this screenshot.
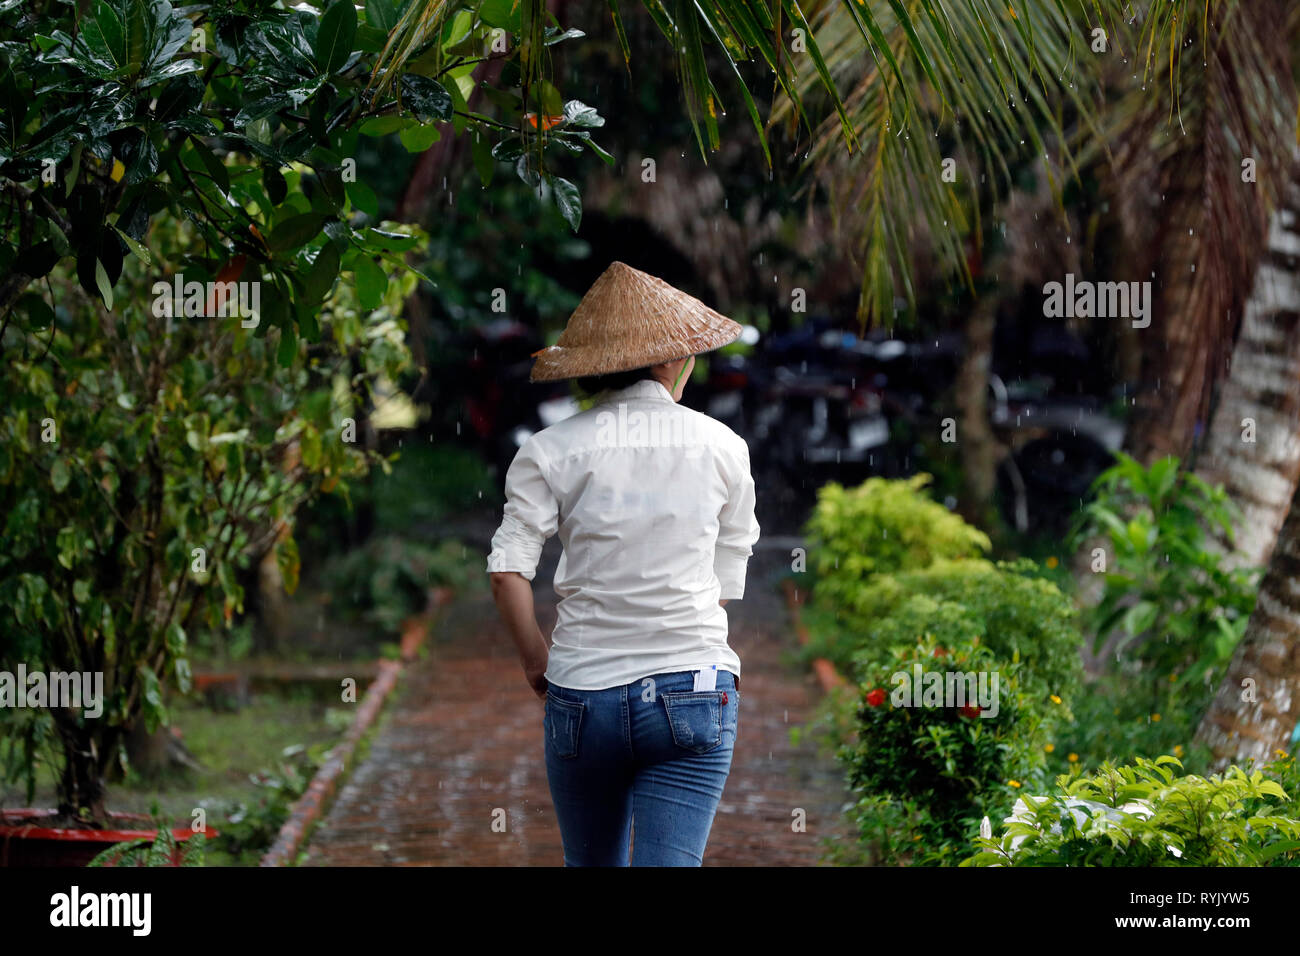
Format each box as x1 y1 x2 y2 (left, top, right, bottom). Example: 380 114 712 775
693 665 717 692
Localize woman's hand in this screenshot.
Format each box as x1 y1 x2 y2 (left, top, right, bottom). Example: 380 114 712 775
490 571 552 703
524 660 549 701
719 599 729 607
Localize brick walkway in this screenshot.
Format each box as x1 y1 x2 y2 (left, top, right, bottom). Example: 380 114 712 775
300 544 853 866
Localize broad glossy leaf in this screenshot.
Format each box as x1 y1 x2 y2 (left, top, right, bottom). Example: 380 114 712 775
401 74 452 121
479 0 522 31
550 175 581 231
353 255 387 309
399 122 440 152
315 0 358 75
366 0 400 33
268 213 329 252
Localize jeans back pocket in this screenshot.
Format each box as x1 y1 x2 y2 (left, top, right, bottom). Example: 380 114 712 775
660 691 724 754
545 692 585 760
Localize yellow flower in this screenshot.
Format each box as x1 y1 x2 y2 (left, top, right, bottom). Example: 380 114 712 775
1050 694 1062 705
1276 749 1289 758
1008 779 1022 788
1068 753 1079 763
1044 743 1055 753
1169 673 1177 682
913 834 923 841
1173 745 1184 757
1045 555 1059 569
1151 713 1161 722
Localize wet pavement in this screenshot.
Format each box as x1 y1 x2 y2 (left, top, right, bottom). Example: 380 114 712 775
300 527 854 867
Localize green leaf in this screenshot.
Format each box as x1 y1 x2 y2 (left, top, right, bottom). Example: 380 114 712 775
82 0 128 74
277 321 298 367
545 27 585 46
50 458 70 493
268 213 329 253
1258 840 1300 863
580 135 614 166
479 0 522 31
304 242 341 303
550 175 581 231
137 664 166 733
94 259 114 310
18 294 55 332
561 99 603 129
359 114 416 136
345 180 379 217
263 165 289 206
1122 601 1158 637
401 75 453 121
491 137 524 162
399 122 440 152
190 139 230 194
535 80 563 118
366 0 400 32
363 228 419 251
354 256 387 310
113 226 152 266
315 0 358 75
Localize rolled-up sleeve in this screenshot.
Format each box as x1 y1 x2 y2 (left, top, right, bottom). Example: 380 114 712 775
714 440 760 600
486 438 558 581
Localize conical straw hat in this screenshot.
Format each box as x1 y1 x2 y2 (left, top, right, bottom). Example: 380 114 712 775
529 261 742 382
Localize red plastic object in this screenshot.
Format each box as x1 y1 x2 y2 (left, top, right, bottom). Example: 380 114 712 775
0 809 212 868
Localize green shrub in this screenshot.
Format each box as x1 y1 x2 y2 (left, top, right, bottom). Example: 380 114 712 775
808 557 1083 707
320 536 475 635
803 474 992 611
213 743 323 865
964 754 1300 867
841 634 1060 865
1070 453 1260 689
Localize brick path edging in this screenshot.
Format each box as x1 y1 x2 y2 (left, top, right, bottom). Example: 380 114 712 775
781 578 848 694
259 589 453 867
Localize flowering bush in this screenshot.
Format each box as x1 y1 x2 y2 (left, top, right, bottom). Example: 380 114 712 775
964 754 1300 867
839 634 1065 866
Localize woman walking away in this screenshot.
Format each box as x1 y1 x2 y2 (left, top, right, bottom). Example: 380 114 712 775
486 261 760 866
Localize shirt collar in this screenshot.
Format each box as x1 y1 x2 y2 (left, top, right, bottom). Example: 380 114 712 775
593 378 676 406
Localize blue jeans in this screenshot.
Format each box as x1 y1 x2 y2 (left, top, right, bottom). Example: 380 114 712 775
543 669 740 866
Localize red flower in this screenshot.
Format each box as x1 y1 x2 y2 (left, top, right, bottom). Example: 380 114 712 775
960 704 981 718
933 646 948 657
866 688 887 708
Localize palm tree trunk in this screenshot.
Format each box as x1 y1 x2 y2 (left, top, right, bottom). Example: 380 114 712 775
956 293 999 526
1193 164 1300 570
1194 475 1300 767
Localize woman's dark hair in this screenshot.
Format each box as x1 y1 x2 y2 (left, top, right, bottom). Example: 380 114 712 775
575 365 657 398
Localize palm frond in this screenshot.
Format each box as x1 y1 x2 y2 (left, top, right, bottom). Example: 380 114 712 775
779 0 1098 326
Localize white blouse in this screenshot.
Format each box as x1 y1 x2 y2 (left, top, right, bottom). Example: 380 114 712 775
486 378 760 690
